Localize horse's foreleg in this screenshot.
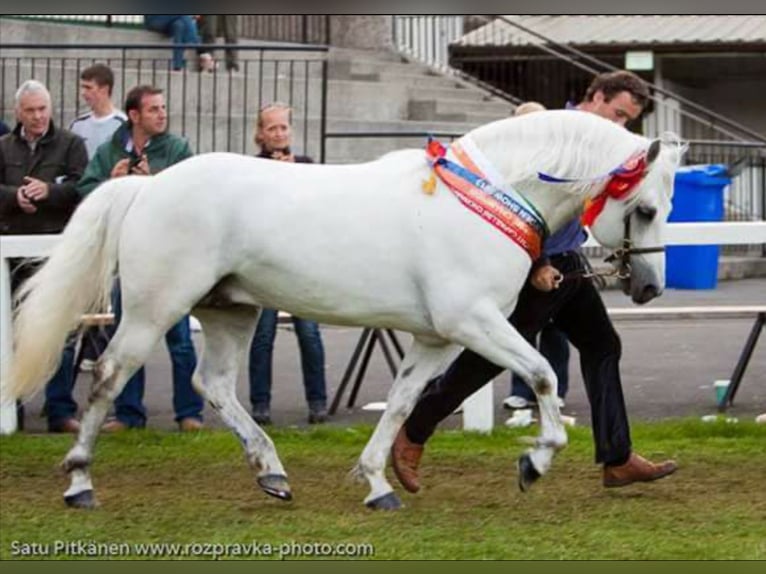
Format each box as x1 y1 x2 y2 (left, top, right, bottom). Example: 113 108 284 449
356 338 456 510
62 321 164 509
447 304 567 489
193 305 291 501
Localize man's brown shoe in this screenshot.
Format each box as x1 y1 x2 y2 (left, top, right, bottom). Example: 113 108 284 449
48 418 80 434
179 418 204 432
603 452 678 487
100 419 128 433
391 428 424 493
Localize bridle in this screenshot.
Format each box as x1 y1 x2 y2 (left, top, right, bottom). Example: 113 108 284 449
562 211 665 283
595 211 665 280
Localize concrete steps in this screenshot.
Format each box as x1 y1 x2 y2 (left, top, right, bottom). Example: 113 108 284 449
1 18 514 164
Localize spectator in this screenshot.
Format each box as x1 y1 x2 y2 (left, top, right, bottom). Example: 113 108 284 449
69 63 127 372
392 71 678 492
0 79 88 433
70 64 126 159
249 102 328 426
144 15 213 72
0 119 9 137
77 85 204 432
196 15 240 72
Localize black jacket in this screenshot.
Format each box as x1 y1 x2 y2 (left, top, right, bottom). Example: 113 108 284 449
0 121 88 234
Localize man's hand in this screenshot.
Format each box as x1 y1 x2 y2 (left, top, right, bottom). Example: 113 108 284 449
130 155 151 175
530 264 564 292
16 186 37 213
110 155 150 178
270 149 295 163
110 158 131 178
19 176 49 202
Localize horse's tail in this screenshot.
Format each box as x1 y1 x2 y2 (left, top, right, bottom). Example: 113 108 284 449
8 176 145 401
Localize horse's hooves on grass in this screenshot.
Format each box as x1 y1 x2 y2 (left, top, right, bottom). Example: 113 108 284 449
64 490 97 509
257 474 293 501
365 491 403 511
517 453 541 492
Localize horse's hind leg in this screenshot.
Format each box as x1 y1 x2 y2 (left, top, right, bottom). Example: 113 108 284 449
62 318 166 508
192 305 291 501
355 338 456 510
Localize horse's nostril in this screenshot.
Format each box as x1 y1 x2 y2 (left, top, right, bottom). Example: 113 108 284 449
639 285 658 303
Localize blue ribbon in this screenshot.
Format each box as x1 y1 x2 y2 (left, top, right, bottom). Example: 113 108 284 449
435 155 549 240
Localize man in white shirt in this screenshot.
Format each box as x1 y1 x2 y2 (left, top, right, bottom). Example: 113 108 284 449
69 64 127 372
69 64 126 159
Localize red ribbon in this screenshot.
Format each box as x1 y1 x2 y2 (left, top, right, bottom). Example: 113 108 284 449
581 154 647 226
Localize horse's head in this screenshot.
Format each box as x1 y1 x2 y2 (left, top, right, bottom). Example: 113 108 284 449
587 137 684 304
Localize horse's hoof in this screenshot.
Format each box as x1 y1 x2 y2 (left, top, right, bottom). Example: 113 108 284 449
365 491 403 511
257 474 292 501
517 453 541 492
64 490 97 509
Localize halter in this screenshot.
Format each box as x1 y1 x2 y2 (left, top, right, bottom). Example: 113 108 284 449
601 211 666 280
541 145 665 281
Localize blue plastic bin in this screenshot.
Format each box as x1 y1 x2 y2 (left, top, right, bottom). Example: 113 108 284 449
666 164 731 289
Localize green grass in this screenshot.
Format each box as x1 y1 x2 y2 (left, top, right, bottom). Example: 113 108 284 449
2 420 765 560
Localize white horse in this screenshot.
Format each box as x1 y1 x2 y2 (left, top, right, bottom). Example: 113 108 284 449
8 110 682 510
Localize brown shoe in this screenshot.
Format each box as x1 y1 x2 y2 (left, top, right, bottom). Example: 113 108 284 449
603 452 678 487
48 417 80 434
101 419 128 433
391 427 424 493
179 418 204 432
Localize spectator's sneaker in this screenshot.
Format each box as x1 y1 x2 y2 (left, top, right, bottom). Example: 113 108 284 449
308 402 328 425
198 52 216 72
503 395 536 410
252 406 272 426
556 396 566 409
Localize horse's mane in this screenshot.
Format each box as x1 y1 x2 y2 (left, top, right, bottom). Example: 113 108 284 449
466 110 681 206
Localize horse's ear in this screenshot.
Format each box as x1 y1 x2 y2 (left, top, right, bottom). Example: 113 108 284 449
646 139 661 164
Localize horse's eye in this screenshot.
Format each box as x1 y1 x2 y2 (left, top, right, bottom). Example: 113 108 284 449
636 205 657 221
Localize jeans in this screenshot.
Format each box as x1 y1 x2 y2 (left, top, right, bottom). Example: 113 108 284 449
144 15 201 70
510 323 570 401
111 283 202 427
43 335 78 426
9 258 78 428
249 309 327 410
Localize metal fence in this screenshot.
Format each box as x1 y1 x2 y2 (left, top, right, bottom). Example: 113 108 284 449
1 43 328 159
5 15 330 43
686 141 766 256
394 15 766 143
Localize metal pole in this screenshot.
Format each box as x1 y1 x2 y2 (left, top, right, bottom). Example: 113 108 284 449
319 59 328 164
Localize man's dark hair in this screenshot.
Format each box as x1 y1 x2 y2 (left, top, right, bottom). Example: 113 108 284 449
584 70 650 108
124 85 163 116
80 63 115 95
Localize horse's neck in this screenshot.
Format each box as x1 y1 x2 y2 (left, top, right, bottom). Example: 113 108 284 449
522 182 589 235
464 112 646 235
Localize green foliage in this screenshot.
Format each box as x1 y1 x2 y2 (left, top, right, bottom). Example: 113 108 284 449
2 420 765 560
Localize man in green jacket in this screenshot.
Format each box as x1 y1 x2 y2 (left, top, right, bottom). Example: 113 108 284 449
78 85 204 432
